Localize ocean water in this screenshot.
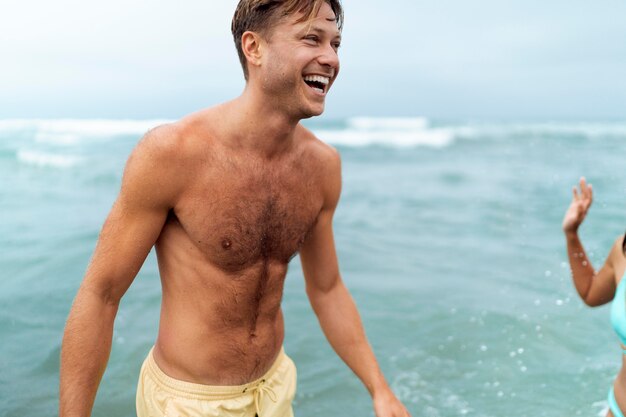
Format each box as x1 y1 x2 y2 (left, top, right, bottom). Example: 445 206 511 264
2 117 626 416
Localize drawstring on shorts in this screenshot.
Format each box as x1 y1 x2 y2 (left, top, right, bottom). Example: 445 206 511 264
243 378 277 416
137 346 292 417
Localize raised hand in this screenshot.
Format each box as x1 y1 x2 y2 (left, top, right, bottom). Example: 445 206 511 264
562 177 593 234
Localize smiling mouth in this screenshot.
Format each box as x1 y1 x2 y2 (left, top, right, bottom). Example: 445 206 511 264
303 75 330 95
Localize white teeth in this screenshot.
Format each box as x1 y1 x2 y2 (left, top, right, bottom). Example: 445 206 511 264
303 75 330 85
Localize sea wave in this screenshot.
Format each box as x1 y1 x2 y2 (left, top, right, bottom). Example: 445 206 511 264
17 150 82 168
314 128 454 148
315 118 626 148
347 116 429 131
2 118 626 151
451 122 626 139
315 116 453 148
34 132 82 146
0 119 172 138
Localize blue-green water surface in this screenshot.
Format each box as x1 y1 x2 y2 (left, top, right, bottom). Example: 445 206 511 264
1 118 626 416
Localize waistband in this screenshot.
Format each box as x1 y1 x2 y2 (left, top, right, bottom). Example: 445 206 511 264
145 346 286 399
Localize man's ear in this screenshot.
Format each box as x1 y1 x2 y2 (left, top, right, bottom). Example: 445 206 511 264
242 31 264 70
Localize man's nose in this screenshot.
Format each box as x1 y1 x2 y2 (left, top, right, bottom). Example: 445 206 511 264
317 43 340 71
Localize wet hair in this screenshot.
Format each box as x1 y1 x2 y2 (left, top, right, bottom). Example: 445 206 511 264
623 232 626 255
231 0 344 80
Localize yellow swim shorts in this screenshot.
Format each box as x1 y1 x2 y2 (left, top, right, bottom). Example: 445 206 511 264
136 347 297 417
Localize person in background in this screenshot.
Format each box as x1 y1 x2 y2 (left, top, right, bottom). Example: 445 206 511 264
563 177 626 417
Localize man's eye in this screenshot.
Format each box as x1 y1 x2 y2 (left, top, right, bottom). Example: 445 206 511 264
304 36 318 43
333 43 341 50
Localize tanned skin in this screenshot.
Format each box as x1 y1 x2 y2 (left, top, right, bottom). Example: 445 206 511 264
60 3 410 417
563 177 626 417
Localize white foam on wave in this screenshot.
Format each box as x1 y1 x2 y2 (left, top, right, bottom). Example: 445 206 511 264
327 119 626 148
315 128 454 148
3 118 626 152
17 150 81 168
449 122 626 139
348 116 429 131
0 119 172 138
519 122 626 137
34 132 82 146
593 400 608 417
314 116 456 148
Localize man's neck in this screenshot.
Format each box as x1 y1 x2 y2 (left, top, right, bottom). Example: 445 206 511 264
225 86 304 158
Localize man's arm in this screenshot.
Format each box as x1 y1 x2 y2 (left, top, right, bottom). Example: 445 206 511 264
60 127 181 417
299 147 410 417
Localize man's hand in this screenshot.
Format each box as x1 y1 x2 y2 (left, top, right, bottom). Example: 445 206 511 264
372 387 412 417
562 177 593 235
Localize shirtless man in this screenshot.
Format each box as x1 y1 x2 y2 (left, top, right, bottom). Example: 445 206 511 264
60 1 410 416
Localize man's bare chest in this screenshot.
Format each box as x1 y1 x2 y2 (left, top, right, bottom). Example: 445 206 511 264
172 166 324 272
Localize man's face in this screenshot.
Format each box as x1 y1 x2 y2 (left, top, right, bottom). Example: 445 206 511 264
259 2 341 119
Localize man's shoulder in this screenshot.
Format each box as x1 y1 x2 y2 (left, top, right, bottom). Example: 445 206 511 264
137 110 218 162
297 124 341 169
126 115 213 193
140 122 183 151
296 125 342 202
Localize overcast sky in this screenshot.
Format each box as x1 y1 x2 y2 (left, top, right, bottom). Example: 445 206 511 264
1 0 625 120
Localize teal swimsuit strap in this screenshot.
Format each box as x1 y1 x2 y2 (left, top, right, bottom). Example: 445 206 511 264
610 386 626 417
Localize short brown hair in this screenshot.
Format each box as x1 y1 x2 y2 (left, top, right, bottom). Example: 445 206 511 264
231 0 344 80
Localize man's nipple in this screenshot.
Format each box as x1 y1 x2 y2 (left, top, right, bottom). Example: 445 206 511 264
221 238 232 250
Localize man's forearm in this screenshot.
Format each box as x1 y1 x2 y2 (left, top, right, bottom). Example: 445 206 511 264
60 288 118 417
308 279 388 396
